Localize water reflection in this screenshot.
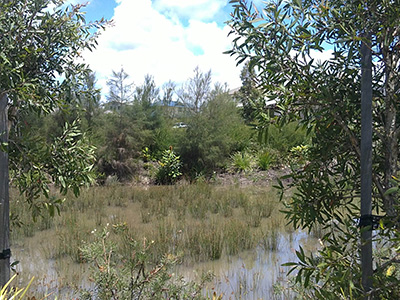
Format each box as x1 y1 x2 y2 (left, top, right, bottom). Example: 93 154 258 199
183 230 316 300
11 230 92 298
12 229 316 299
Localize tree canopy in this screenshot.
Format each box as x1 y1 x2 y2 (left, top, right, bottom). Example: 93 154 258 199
178 66 212 114
106 67 134 106
227 0 400 298
0 0 107 286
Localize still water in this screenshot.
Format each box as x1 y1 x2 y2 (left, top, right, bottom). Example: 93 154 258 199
11 228 316 299
183 231 315 299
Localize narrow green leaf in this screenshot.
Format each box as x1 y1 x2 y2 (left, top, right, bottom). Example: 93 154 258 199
384 186 398 196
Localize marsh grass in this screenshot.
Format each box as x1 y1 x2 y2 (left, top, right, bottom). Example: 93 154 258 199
260 227 280 251
224 219 253 255
11 184 286 261
10 183 290 297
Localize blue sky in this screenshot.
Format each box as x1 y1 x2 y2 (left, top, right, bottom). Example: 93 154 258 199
67 0 262 99
83 0 116 22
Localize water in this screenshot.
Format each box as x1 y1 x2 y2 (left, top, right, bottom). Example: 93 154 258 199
11 229 92 298
10 229 316 299
9 184 319 299
183 231 316 299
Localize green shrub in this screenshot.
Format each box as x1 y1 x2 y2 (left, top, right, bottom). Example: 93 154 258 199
257 150 274 170
290 144 310 165
230 151 254 173
156 148 182 184
263 122 310 155
178 93 253 175
80 223 212 300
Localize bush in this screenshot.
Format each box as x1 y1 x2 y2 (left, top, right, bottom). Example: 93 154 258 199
230 151 254 173
93 100 168 181
257 150 274 170
179 93 253 175
80 223 212 300
156 148 182 184
290 144 310 165
263 122 310 155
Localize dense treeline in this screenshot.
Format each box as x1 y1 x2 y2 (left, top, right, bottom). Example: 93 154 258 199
22 66 309 184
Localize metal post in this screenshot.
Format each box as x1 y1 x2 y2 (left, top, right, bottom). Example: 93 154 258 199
360 35 373 298
0 93 10 287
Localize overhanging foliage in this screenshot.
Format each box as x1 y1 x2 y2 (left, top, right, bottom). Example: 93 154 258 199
227 0 400 298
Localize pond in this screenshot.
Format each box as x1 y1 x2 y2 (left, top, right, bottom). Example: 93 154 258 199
182 230 316 299
9 184 317 299
12 230 316 299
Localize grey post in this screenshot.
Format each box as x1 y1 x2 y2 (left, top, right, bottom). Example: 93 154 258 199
0 92 10 287
360 35 373 298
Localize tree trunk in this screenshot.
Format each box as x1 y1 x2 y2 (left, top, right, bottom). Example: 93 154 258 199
383 50 399 218
0 92 10 287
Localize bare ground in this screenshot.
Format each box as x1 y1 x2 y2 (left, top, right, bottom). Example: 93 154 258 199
130 164 292 187
213 167 291 186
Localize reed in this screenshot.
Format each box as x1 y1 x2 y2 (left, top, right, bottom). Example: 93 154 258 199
10 182 291 298
260 227 280 251
223 219 254 255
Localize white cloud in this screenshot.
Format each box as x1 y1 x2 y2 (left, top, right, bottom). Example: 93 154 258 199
45 0 82 12
153 0 226 21
310 49 334 63
82 0 242 100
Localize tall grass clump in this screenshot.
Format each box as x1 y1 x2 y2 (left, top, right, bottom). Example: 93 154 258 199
188 197 209 219
53 212 94 262
154 219 177 257
224 219 254 255
257 150 275 170
200 221 224 261
211 197 233 217
230 151 254 173
183 220 224 262
260 227 279 251
243 193 275 228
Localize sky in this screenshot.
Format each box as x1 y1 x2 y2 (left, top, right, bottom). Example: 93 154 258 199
66 0 266 100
